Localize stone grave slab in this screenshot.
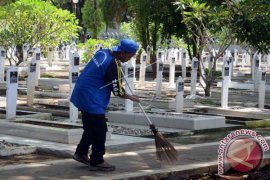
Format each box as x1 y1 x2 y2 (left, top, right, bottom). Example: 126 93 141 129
108 111 226 130
0 119 112 144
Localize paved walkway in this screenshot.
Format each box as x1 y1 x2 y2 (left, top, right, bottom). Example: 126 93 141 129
1 134 270 180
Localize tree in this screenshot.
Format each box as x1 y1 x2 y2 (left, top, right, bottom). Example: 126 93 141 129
82 0 104 39
128 0 179 78
175 0 270 96
100 0 129 31
228 0 270 53
175 0 235 96
0 0 80 65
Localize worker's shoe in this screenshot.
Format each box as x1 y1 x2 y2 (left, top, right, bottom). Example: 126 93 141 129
73 153 90 165
89 161 115 171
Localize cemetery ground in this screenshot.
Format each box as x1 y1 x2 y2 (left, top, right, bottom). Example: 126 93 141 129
1 98 270 179
1 57 270 179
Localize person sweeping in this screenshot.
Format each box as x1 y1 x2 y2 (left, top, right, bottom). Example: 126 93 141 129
71 38 178 171
70 39 140 171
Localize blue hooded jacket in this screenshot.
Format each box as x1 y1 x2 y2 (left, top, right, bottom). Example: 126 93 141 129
70 49 125 114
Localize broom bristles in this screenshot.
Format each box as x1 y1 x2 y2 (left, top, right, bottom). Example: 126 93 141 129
150 125 178 165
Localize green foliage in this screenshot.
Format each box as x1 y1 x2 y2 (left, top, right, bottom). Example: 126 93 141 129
100 0 129 29
229 0 270 53
128 0 178 52
120 22 136 40
78 38 118 63
246 120 270 128
82 0 104 39
204 68 222 77
0 0 80 65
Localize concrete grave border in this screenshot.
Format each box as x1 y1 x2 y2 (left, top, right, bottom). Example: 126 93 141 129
108 111 226 130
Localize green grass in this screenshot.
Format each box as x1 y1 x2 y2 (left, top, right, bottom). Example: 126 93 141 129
245 120 270 128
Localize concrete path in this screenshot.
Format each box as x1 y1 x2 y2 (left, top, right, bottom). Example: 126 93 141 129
0 134 270 180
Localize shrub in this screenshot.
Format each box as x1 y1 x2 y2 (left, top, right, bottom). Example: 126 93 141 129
78 38 118 63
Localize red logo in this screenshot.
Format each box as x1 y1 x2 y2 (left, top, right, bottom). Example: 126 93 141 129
225 137 262 172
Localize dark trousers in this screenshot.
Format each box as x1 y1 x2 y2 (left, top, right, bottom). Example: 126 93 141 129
75 111 108 166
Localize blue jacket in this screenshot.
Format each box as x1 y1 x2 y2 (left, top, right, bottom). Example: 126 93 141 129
70 49 125 114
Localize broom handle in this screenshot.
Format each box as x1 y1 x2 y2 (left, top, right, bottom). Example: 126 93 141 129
120 68 153 126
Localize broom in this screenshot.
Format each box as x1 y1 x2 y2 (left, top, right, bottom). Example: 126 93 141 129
120 68 178 165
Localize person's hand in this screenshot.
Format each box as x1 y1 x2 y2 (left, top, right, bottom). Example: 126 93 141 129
130 95 140 102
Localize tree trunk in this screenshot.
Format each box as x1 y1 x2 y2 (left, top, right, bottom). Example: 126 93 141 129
204 80 212 96
150 53 157 79
15 45 23 66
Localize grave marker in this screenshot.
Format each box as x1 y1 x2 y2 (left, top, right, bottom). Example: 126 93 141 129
156 59 163 97
48 47 54 67
23 44 28 64
182 51 187 79
34 47 41 86
221 60 230 108
190 57 198 96
169 56 176 88
0 48 6 82
6 66 18 119
69 51 80 122
146 45 151 64
27 58 37 106
138 51 147 87
176 76 184 113
267 54 270 67
124 61 134 112
253 53 261 90
233 49 237 66
259 71 266 109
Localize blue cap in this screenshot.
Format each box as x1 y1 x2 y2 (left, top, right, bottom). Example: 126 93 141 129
112 39 138 53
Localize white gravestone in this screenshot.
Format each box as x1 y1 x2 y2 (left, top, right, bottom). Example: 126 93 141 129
0 48 6 82
243 51 250 68
34 47 41 86
223 54 232 84
131 56 136 81
69 51 80 122
190 57 198 96
27 58 37 106
54 47 59 61
233 49 238 66
228 51 234 79
253 53 261 90
6 66 18 119
182 51 187 79
48 47 54 67
164 49 168 64
208 55 214 70
23 44 28 64
251 52 257 81
62 46 67 59
66 45 71 61
156 49 164 62
259 71 266 109
221 60 230 108
178 48 183 65
176 76 184 113
267 54 270 67
138 51 147 87
156 59 164 97
175 48 180 61
58 46 64 60
169 56 176 88
228 56 233 83
146 46 151 64
124 61 134 112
